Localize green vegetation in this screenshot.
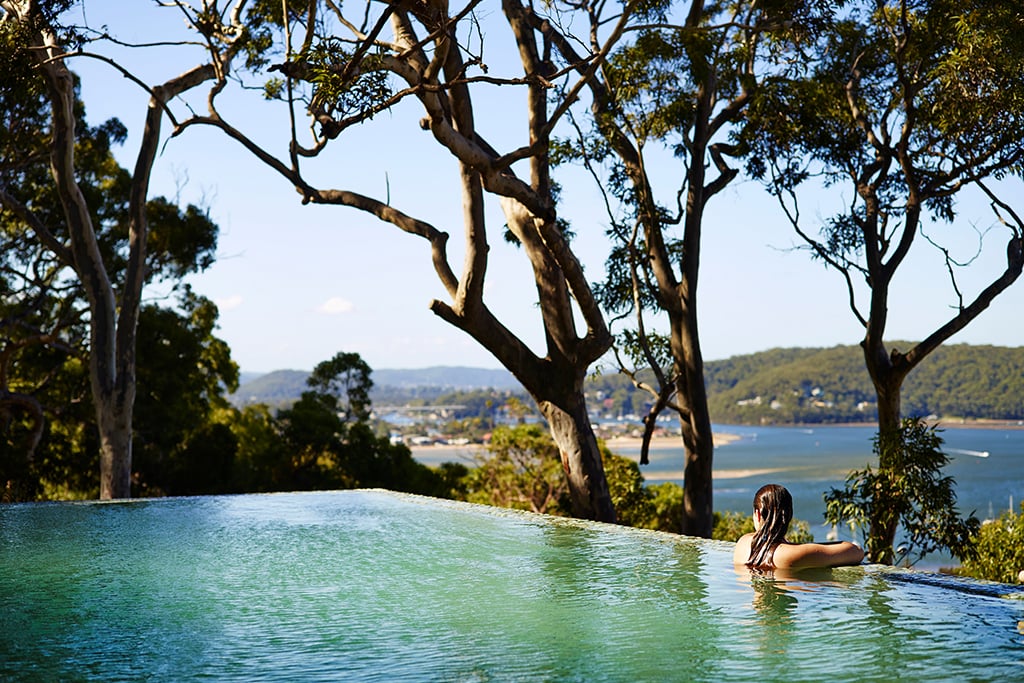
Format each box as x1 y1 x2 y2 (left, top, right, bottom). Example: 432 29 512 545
462 424 570 515
591 344 1024 425
957 505 1024 584
220 352 450 497
2 1 1021 570
710 511 813 545
824 419 979 565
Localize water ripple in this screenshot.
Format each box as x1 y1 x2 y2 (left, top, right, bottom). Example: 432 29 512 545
2 490 1022 682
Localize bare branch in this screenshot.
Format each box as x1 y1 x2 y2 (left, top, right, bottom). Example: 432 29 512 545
0 187 74 265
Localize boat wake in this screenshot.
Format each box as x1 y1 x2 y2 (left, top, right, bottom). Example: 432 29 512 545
947 448 990 458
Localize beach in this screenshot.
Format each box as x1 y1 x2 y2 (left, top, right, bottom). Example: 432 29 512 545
409 430 742 468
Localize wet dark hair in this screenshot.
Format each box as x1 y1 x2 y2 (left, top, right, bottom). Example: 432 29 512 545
746 484 793 568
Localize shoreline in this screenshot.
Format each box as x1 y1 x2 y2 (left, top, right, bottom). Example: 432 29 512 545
409 419 1023 465
409 419 1024 462
745 418 1024 430
409 431 742 466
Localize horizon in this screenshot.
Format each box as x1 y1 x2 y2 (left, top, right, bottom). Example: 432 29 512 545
236 340 1024 377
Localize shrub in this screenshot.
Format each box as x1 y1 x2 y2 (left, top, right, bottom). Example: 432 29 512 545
602 449 656 528
824 418 979 565
646 482 684 533
712 510 814 543
957 504 1024 584
461 424 571 515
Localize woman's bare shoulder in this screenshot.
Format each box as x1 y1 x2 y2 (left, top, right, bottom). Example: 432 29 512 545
732 533 755 564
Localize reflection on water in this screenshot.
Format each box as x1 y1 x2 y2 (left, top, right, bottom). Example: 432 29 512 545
1 491 1022 682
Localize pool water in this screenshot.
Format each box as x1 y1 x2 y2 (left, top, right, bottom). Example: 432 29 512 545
2 490 1022 681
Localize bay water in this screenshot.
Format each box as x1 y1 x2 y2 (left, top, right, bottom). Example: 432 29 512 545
619 424 1024 568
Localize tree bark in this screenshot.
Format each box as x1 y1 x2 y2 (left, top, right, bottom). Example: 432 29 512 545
672 319 715 537
537 392 616 522
32 19 132 499
539 0 753 537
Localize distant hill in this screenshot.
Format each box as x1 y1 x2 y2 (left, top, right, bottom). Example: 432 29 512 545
230 370 310 407
231 366 517 407
587 343 1024 424
231 344 1024 423
372 367 519 390
703 343 1024 423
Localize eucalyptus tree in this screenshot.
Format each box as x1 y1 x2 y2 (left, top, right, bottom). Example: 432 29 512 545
0 0 243 498
166 0 643 521
745 0 1024 561
550 0 830 535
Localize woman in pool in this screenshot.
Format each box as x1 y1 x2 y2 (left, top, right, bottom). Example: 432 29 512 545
733 484 864 569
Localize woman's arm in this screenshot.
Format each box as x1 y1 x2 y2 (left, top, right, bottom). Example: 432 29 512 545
773 541 865 569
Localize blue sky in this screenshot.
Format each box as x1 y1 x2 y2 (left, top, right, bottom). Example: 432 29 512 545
66 2 1023 373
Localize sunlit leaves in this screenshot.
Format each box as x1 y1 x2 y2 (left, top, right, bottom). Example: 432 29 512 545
464 424 571 515
605 29 697 142
824 418 980 565
307 38 392 121
243 0 312 70
958 503 1024 584
923 1 1024 147
749 0 1024 249
263 76 285 100
616 328 673 375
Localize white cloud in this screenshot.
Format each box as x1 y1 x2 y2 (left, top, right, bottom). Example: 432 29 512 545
215 294 244 311
318 297 355 315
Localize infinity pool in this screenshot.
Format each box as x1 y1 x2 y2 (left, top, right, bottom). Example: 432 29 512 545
2 490 1022 681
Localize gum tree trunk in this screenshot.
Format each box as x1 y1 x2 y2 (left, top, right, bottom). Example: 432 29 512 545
537 388 616 521
2 0 235 498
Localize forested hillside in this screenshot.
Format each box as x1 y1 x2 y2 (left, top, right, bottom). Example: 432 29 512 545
234 344 1024 424
588 344 1024 424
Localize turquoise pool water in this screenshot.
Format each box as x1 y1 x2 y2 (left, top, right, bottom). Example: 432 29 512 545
2 490 1022 681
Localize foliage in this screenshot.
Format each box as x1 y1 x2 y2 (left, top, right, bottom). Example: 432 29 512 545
711 510 755 541
589 343 1024 425
131 290 239 496
304 38 391 120
228 404 292 492
458 430 679 531
0 35 228 499
742 0 1024 469
593 465 815 541
217 0 625 522
573 0 843 535
305 351 373 422
824 418 979 565
645 482 685 533
957 504 1024 584
602 448 655 528
711 510 813 544
462 424 571 515
263 352 447 495
235 344 1024 429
